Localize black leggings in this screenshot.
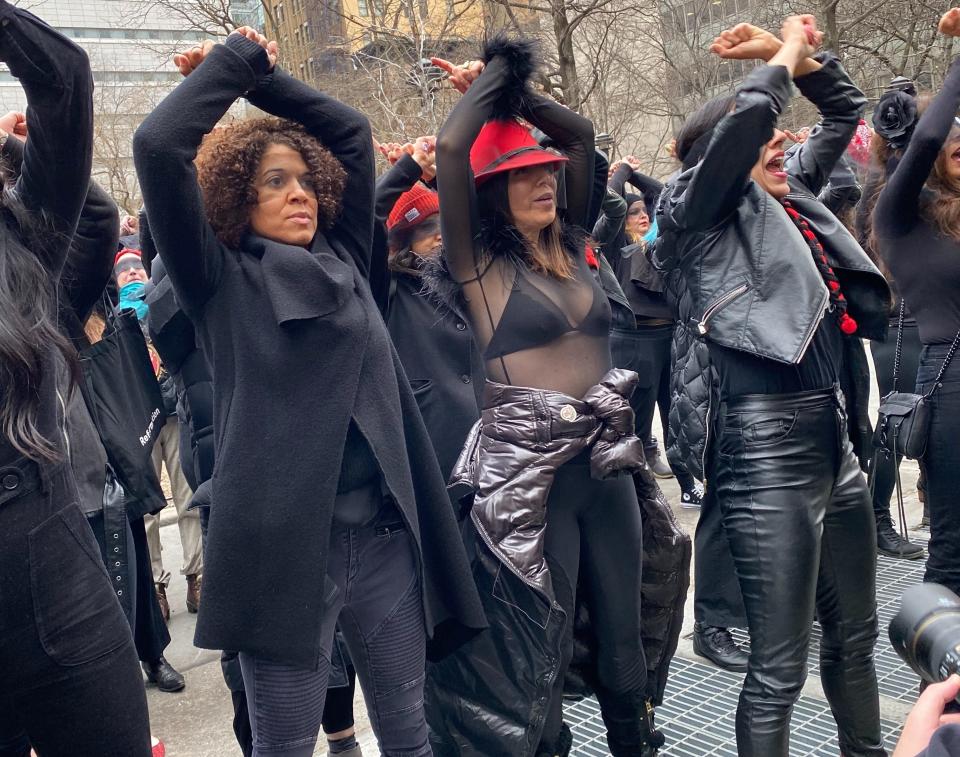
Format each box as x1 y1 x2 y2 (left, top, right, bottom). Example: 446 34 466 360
541 456 647 755
868 320 922 519
712 388 883 757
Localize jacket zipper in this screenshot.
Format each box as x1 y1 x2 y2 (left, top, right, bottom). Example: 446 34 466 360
697 283 750 336
797 295 829 361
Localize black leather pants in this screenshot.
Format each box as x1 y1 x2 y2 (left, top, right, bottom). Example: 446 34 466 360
711 388 885 757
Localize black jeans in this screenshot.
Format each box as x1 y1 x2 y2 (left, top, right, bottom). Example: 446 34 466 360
869 321 923 520
0 460 151 757
610 324 695 491
712 388 884 757
917 347 960 594
88 510 171 663
239 486 429 757
542 456 647 755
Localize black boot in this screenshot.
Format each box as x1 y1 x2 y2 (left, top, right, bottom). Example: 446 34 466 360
596 689 666 757
644 439 673 480
692 622 749 673
143 656 186 692
876 514 924 560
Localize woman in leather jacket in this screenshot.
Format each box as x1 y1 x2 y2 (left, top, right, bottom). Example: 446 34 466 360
426 38 654 757
657 17 889 757
0 3 151 754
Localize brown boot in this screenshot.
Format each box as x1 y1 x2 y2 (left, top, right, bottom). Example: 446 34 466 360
155 584 170 623
186 574 202 614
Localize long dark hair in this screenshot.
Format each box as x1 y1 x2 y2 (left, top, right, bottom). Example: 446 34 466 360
477 172 573 279
0 162 77 462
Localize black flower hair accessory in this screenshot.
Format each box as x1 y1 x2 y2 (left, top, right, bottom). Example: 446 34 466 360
872 90 919 151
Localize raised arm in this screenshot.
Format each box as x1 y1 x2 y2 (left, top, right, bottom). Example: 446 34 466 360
246 68 375 276
674 18 816 231
435 56 515 281
0 2 93 276
875 54 960 238
785 55 866 196
520 95 595 227
133 33 270 315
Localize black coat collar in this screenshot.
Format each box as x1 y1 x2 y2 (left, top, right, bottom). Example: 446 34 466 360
241 232 355 325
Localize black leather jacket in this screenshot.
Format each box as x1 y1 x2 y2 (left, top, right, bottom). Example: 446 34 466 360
657 57 889 360
656 56 890 480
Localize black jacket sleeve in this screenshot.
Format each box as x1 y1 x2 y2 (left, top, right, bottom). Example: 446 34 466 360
520 96 595 227
675 64 792 232
133 35 269 316
786 55 867 197
247 69 375 277
375 155 423 227
875 58 960 239
0 1 93 277
1 136 118 326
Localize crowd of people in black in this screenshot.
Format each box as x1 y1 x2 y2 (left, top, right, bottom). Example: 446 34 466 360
4 1 960 755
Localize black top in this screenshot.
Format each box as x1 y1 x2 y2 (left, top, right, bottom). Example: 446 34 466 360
134 35 485 668
0 2 93 470
436 56 610 398
711 318 843 399
875 58 960 345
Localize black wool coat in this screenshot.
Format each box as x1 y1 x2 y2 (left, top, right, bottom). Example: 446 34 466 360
134 35 485 669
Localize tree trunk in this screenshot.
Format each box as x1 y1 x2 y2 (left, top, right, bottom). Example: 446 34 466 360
552 4 581 108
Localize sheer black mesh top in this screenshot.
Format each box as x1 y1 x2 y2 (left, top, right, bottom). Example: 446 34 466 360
435 56 610 398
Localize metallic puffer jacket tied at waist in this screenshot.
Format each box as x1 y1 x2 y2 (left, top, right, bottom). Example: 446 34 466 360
449 368 645 594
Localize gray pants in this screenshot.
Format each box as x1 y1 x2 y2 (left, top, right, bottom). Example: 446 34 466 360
239 488 430 757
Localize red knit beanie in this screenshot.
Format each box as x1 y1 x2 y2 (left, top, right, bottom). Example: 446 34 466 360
387 184 440 232
114 247 143 268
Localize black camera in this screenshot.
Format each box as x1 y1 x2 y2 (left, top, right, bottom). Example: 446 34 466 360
890 583 960 684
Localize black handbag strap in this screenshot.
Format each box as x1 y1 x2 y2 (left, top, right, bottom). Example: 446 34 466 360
892 299 960 398
930 328 960 390
892 300 905 392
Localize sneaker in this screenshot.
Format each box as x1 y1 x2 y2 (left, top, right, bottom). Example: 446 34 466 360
152 737 166 757
692 623 749 673
680 482 704 509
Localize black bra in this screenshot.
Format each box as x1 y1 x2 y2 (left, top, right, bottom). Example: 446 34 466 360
483 262 610 360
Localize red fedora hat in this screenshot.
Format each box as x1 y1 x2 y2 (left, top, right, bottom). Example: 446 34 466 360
470 119 567 186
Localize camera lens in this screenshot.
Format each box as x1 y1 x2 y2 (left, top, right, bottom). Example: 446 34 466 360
890 584 960 683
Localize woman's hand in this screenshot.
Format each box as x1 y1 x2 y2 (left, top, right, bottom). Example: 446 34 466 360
766 15 820 76
939 8 960 36
0 111 27 141
780 15 821 58
412 136 437 181
377 141 405 164
430 57 484 94
893 675 960 756
230 26 279 69
173 40 215 76
710 23 782 62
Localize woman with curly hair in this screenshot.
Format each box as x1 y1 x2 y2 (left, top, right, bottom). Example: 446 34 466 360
133 28 485 757
873 9 960 598
0 3 151 755
425 39 656 757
